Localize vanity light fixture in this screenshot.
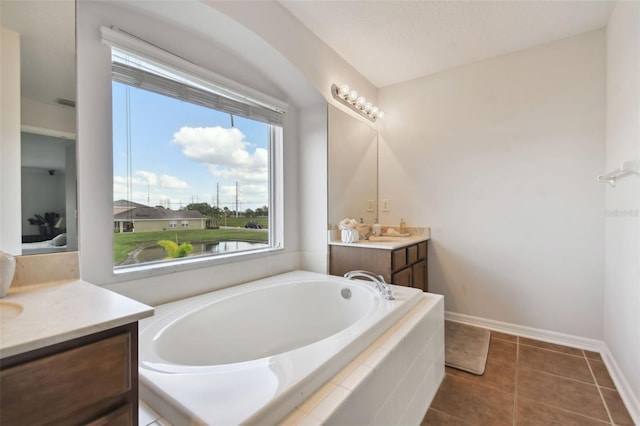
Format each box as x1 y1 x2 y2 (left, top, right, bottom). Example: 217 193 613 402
331 84 384 122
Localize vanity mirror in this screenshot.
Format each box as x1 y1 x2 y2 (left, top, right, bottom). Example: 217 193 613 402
327 104 378 230
1 0 77 255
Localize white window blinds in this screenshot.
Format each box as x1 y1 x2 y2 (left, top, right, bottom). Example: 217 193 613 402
103 26 286 126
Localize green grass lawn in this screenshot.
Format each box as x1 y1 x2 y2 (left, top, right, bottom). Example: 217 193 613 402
114 228 268 265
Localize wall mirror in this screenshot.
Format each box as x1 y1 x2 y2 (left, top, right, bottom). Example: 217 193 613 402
1 0 78 255
327 104 378 230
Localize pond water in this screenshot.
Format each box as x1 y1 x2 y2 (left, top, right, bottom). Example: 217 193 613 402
136 241 269 263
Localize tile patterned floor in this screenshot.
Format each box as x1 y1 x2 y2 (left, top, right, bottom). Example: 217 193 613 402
423 328 635 426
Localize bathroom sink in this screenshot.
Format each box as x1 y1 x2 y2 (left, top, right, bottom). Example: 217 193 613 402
0 301 23 322
367 236 413 242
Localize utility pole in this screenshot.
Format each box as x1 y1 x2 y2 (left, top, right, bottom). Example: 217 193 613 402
216 183 220 209
235 181 239 217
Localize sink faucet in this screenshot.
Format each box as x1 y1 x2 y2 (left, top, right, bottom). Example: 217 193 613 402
344 270 395 300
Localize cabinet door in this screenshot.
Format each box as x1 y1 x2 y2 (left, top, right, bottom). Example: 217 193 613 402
0 333 131 426
392 267 412 287
412 259 427 292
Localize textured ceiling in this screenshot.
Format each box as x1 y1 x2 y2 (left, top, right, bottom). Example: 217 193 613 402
280 0 615 88
2 1 615 103
1 0 76 106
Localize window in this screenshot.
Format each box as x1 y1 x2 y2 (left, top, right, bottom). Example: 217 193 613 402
107 31 285 270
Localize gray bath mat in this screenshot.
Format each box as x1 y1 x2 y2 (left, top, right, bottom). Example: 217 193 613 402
445 320 490 375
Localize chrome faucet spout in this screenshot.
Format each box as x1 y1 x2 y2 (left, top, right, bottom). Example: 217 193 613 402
344 270 395 300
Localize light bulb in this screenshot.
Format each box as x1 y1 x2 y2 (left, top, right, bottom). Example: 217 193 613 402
364 102 373 112
377 111 385 119
348 90 358 102
370 106 379 117
356 97 366 107
339 84 350 98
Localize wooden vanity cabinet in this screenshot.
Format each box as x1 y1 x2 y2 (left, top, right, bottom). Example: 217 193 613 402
0 322 139 426
330 240 428 291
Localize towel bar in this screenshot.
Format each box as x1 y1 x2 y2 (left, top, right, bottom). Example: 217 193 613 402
597 160 640 187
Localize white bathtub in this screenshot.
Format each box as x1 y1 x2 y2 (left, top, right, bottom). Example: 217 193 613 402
139 270 443 425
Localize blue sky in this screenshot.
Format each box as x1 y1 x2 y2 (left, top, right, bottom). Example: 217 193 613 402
112 82 269 211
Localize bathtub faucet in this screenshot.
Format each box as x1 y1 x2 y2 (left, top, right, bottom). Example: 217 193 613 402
344 270 395 300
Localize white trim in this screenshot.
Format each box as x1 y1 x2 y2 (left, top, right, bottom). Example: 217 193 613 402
445 311 604 351
100 26 288 114
21 125 76 141
445 311 640 424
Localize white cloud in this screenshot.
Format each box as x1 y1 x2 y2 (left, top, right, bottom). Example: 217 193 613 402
160 174 191 189
114 172 157 187
135 170 158 185
172 126 268 183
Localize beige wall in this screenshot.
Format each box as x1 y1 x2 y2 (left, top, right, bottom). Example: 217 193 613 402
604 1 640 416
378 30 606 339
0 27 22 255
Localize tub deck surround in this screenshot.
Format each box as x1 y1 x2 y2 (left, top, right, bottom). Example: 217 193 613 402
138 270 444 425
0 279 154 359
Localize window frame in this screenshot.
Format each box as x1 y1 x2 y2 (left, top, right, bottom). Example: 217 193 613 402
104 27 286 278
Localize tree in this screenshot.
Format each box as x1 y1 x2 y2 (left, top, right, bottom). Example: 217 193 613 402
255 205 268 217
157 240 193 258
245 208 255 218
185 202 212 216
185 202 221 228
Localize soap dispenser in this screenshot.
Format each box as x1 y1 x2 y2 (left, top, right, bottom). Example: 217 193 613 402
372 219 381 236
399 218 407 234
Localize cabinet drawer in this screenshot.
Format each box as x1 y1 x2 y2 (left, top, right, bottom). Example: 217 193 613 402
0 333 131 425
407 244 418 264
392 248 407 270
85 402 133 426
418 241 427 260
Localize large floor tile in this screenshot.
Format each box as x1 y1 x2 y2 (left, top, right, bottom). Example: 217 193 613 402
518 344 593 383
515 397 610 426
490 331 517 343
517 367 608 421
488 338 517 365
430 374 514 426
518 337 583 356
515 398 610 426
421 408 471 425
445 355 516 394
600 387 635 426
583 350 603 361
587 358 616 389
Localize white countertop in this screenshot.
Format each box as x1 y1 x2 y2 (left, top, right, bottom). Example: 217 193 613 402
0 280 154 359
329 234 430 250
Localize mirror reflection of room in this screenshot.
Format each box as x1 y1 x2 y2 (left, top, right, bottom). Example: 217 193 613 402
21 132 77 254
327 104 378 235
0 0 77 255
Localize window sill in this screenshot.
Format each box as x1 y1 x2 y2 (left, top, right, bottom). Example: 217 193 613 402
111 246 284 283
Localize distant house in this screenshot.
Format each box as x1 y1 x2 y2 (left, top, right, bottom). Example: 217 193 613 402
113 200 206 232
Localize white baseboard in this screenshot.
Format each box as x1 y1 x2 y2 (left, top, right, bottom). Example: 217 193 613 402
445 311 605 351
445 311 639 425
601 345 640 425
